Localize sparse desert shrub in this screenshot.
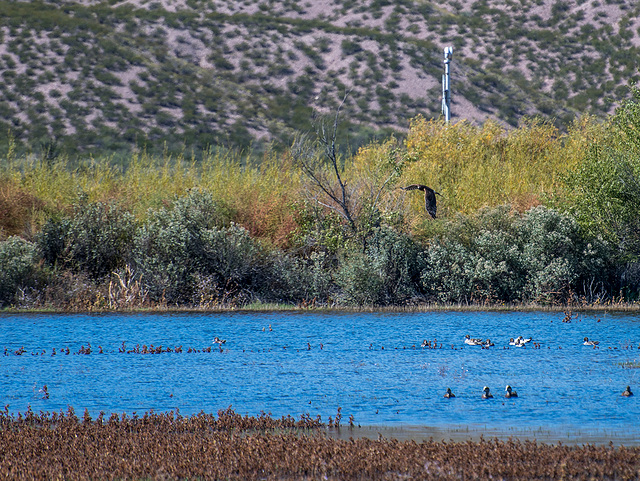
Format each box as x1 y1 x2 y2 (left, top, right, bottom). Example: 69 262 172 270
340 38 362 56
0 236 39 306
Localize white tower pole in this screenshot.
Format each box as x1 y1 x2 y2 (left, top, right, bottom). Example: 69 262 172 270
442 47 453 123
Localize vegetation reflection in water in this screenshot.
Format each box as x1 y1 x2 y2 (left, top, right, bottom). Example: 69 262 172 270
1 310 639 442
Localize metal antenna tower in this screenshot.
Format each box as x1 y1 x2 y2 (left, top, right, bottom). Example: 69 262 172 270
442 47 453 123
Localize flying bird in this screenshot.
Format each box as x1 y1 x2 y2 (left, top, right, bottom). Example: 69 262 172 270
401 184 442 219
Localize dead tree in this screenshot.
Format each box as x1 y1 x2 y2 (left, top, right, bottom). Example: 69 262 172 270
292 92 401 250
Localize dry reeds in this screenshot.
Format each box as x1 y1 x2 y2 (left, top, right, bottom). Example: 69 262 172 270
0 407 638 480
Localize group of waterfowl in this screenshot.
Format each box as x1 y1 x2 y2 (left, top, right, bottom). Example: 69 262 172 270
460 334 605 349
463 335 536 348
443 385 518 399
444 385 633 398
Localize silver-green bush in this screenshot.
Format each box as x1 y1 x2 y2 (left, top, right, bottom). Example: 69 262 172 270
132 191 233 303
0 236 39 306
37 198 135 278
419 206 612 304
336 227 423 306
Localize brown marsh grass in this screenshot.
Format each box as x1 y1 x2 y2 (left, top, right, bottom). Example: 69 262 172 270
1 407 639 480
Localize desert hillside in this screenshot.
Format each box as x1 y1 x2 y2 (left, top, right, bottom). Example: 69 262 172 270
0 0 638 156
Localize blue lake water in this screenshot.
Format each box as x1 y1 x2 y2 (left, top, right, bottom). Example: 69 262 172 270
1 310 639 444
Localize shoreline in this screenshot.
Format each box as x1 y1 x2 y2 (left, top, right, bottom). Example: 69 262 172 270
2 302 640 315
327 424 640 447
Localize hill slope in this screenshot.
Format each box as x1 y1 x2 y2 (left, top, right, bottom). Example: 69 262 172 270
0 0 639 156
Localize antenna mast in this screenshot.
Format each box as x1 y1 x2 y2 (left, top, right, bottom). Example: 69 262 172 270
442 47 453 123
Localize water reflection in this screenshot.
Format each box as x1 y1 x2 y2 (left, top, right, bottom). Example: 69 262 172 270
1 310 639 443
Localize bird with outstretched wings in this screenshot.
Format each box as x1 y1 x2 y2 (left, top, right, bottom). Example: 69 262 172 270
401 184 442 219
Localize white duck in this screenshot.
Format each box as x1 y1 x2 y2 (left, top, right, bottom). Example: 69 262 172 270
510 336 531 347
465 335 483 346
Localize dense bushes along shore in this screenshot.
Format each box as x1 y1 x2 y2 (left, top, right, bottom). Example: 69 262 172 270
2 87 640 309
0 194 615 309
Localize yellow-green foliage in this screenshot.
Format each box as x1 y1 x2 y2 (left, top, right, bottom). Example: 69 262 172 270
346 137 405 227
394 115 605 231
0 149 304 247
0 115 608 246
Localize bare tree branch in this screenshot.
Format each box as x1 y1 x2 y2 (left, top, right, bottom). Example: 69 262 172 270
292 89 403 251
294 91 357 233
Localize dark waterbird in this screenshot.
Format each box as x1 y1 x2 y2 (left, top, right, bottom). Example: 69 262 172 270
401 184 442 219
482 386 494 399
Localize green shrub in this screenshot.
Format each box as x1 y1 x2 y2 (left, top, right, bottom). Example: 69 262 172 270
0 237 39 307
255 250 335 305
553 87 640 298
336 252 385 305
191 241 335 307
336 227 423 305
419 206 612 304
133 210 195 303
517 206 611 302
420 206 524 303
559 86 640 264
132 190 240 303
199 224 262 288
37 197 136 278
37 215 70 267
